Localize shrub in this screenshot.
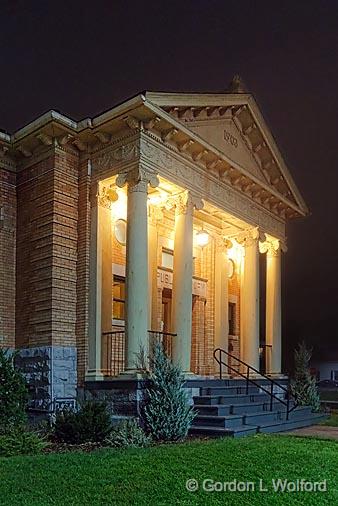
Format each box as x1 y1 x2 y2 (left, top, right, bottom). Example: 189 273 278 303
104 419 152 448
0 428 47 457
141 343 196 441
291 341 321 412
54 400 112 444
0 349 27 433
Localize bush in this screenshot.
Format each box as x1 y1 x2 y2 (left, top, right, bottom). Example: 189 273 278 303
141 343 196 441
54 400 112 444
105 419 152 448
291 342 321 412
0 349 27 433
0 428 47 457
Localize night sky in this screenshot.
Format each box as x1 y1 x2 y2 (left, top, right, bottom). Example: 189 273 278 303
1 0 337 365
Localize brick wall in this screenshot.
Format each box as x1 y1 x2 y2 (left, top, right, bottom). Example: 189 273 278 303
0 168 16 347
76 159 91 384
16 148 79 349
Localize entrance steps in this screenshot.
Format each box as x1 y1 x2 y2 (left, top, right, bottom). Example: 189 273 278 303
189 378 327 438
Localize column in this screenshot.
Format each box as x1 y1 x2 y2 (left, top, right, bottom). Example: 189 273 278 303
87 185 114 380
171 191 203 373
265 240 284 375
116 166 159 373
214 236 229 368
241 228 264 372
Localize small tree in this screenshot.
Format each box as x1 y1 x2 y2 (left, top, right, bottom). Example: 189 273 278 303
0 349 27 432
291 342 320 412
142 343 196 441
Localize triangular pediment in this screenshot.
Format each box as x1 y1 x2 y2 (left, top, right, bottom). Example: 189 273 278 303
144 91 308 216
185 115 267 184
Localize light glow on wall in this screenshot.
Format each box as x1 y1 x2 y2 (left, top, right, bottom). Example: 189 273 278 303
111 188 127 221
227 240 243 267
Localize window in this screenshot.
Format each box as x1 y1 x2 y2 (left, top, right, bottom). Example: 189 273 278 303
161 248 174 270
113 276 125 320
229 302 236 335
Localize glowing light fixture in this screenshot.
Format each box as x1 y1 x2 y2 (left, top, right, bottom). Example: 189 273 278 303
111 188 127 221
196 229 210 247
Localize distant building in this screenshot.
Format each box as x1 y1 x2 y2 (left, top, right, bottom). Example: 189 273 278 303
0 77 308 413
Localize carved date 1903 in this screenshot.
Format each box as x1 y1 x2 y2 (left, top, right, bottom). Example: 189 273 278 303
224 130 238 148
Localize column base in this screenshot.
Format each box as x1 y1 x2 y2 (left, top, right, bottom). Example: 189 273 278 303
266 373 288 380
119 369 148 380
85 370 106 381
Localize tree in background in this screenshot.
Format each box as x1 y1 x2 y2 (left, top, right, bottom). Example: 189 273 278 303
291 342 320 412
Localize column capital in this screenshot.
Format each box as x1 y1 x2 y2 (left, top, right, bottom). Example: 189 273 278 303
96 184 118 209
116 166 159 193
237 226 266 247
260 238 288 256
215 234 233 252
167 190 204 215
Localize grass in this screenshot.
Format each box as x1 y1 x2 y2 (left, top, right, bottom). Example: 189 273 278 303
0 435 337 505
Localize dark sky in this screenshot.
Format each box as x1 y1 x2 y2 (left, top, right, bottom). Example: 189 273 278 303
1 0 337 362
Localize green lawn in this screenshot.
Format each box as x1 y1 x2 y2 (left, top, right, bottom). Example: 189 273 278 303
0 435 337 506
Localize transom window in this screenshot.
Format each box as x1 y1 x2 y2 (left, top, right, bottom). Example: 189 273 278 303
161 248 174 270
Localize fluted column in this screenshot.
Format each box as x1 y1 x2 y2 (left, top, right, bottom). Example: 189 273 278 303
240 228 265 371
116 167 159 373
214 236 229 359
171 191 203 373
264 239 285 376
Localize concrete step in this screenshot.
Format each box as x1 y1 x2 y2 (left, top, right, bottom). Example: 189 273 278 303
194 414 245 429
242 406 312 425
193 393 272 405
189 424 258 438
193 406 312 428
231 400 294 414
200 385 261 396
194 404 232 416
186 377 289 389
257 413 328 434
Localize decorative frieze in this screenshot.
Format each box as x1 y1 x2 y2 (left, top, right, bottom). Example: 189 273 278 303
92 138 140 172
140 134 286 239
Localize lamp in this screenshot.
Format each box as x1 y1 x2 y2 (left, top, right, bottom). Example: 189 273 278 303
196 229 209 247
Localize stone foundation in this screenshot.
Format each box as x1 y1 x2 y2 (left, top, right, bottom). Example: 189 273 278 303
15 346 77 413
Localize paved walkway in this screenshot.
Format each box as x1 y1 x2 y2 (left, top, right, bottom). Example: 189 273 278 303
283 425 338 440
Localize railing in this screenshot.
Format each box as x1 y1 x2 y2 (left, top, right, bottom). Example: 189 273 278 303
213 347 298 420
103 330 125 376
148 330 176 358
102 330 176 377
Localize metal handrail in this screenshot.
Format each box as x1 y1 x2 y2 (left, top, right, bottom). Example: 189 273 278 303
213 347 298 420
102 330 177 376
